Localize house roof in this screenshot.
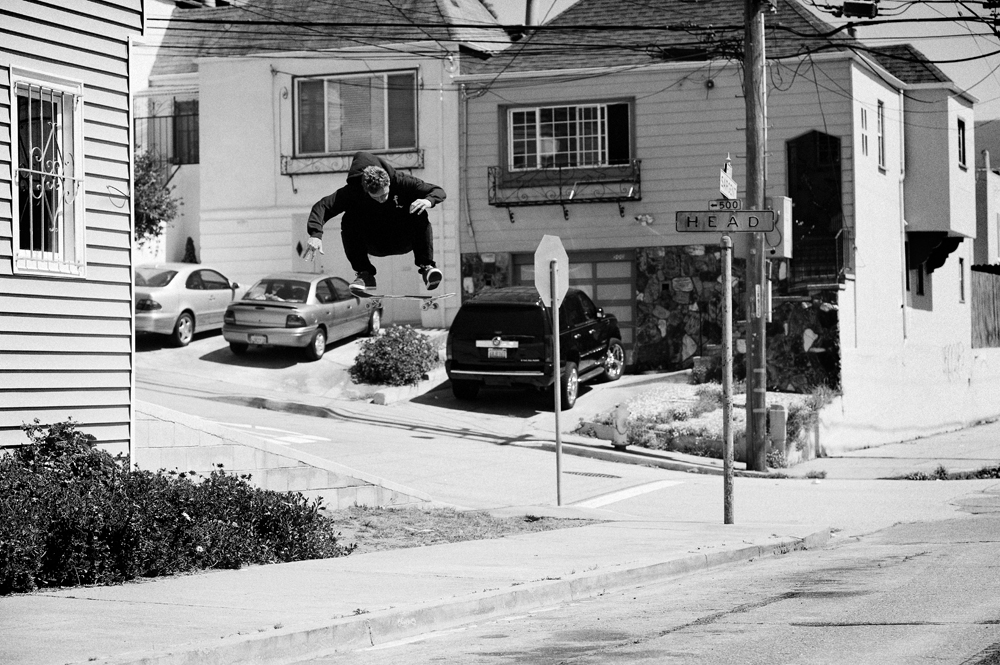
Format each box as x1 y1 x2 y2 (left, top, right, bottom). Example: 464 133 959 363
865 44 952 85
150 0 508 76
468 0 956 88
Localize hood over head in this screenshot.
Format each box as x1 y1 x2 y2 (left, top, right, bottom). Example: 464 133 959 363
346 152 397 188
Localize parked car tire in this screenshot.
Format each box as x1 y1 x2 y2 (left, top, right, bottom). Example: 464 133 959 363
368 308 382 336
559 362 579 410
171 312 195 347
451 379 480 400
305 327 327 361
601 340 625 382
229 341 248 355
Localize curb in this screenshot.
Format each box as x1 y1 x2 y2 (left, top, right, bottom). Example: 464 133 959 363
93 528 832 665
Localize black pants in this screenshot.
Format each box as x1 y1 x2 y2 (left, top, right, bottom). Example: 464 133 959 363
341 215 434 276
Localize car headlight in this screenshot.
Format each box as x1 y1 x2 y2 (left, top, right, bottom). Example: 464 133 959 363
136 299 162 311
286 314 308 328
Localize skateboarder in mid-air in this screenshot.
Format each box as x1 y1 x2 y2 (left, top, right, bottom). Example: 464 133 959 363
303 151 445 294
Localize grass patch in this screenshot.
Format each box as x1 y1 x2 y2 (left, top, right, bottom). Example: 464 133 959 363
886 464 1000 481
323 506 597 555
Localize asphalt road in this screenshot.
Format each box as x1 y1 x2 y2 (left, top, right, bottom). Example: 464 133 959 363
298 512 1000 665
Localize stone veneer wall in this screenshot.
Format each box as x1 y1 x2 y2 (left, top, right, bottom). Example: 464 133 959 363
633 245 737 373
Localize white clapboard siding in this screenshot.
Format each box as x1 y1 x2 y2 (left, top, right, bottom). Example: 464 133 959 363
462 58 859 254
0 0 142 448
0 421 131 449
1 352 132 372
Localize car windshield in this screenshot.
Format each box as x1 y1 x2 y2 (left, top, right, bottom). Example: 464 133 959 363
135 268 178 287
243 279 310 303
454 305 546 337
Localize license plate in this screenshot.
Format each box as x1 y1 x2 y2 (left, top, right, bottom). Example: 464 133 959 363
249 334 267 345
488 348 507 359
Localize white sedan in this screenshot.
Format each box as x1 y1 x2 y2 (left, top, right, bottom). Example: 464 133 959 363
135 263 242 347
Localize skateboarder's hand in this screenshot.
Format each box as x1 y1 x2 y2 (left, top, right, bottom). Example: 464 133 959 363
409 198 432 214
304 237 324 261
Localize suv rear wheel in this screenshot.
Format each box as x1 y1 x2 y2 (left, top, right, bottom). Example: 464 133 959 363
559 362 578 410
452 379 480 400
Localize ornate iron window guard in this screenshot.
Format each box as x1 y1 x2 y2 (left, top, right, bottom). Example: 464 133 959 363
790 227 854 290
488 160 641 222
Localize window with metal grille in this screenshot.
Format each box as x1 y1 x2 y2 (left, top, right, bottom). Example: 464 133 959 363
295 71 416 155
508 102 630 171
12 69 85 277
173 99 199 165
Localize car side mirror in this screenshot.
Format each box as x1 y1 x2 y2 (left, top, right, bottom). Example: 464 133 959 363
231 281 240 290
596 308 605 319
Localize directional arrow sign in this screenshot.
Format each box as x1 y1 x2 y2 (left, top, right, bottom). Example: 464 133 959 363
675 210 776 233
719 169 738 200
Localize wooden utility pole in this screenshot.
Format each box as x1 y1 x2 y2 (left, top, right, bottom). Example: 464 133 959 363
743 0 768 472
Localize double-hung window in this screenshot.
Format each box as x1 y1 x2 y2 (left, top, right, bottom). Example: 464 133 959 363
508 102 631 171
12 68 85 277
296 70 416 155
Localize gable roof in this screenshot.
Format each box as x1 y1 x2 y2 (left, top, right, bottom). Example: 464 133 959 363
865 43 952 85
469 0 953 86
150 0 507 76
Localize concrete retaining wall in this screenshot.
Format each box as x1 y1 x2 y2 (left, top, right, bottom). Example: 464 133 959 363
133 401 431 508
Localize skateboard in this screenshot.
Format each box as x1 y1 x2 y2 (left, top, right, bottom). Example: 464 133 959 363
353 289 455 311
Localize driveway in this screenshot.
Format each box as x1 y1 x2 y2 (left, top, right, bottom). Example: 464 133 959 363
136 328 699 511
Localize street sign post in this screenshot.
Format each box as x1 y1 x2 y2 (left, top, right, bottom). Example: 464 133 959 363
675 210 776 233
534 235 569 505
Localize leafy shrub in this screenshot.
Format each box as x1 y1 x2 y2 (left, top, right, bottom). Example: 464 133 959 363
786 385 837 450
766 448 788 469
350 325 440 386
0 420 353 595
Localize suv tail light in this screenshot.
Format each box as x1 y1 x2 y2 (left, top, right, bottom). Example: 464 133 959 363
286 314 308 328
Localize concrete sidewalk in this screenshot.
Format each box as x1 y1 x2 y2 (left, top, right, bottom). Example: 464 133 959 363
1 518 831 665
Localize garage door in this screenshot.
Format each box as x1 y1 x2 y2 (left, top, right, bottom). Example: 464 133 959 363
513 250 636 363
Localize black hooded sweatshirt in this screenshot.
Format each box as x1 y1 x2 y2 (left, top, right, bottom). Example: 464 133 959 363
306 152 446 240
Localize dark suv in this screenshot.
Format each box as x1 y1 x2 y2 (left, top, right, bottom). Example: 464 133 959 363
445 286 625 409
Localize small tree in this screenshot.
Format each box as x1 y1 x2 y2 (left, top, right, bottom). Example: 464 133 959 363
134 149 179 247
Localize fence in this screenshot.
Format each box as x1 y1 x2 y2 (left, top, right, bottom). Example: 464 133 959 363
972 269 1000 348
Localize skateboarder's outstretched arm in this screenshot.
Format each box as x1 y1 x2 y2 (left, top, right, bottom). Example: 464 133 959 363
303 189 350 260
